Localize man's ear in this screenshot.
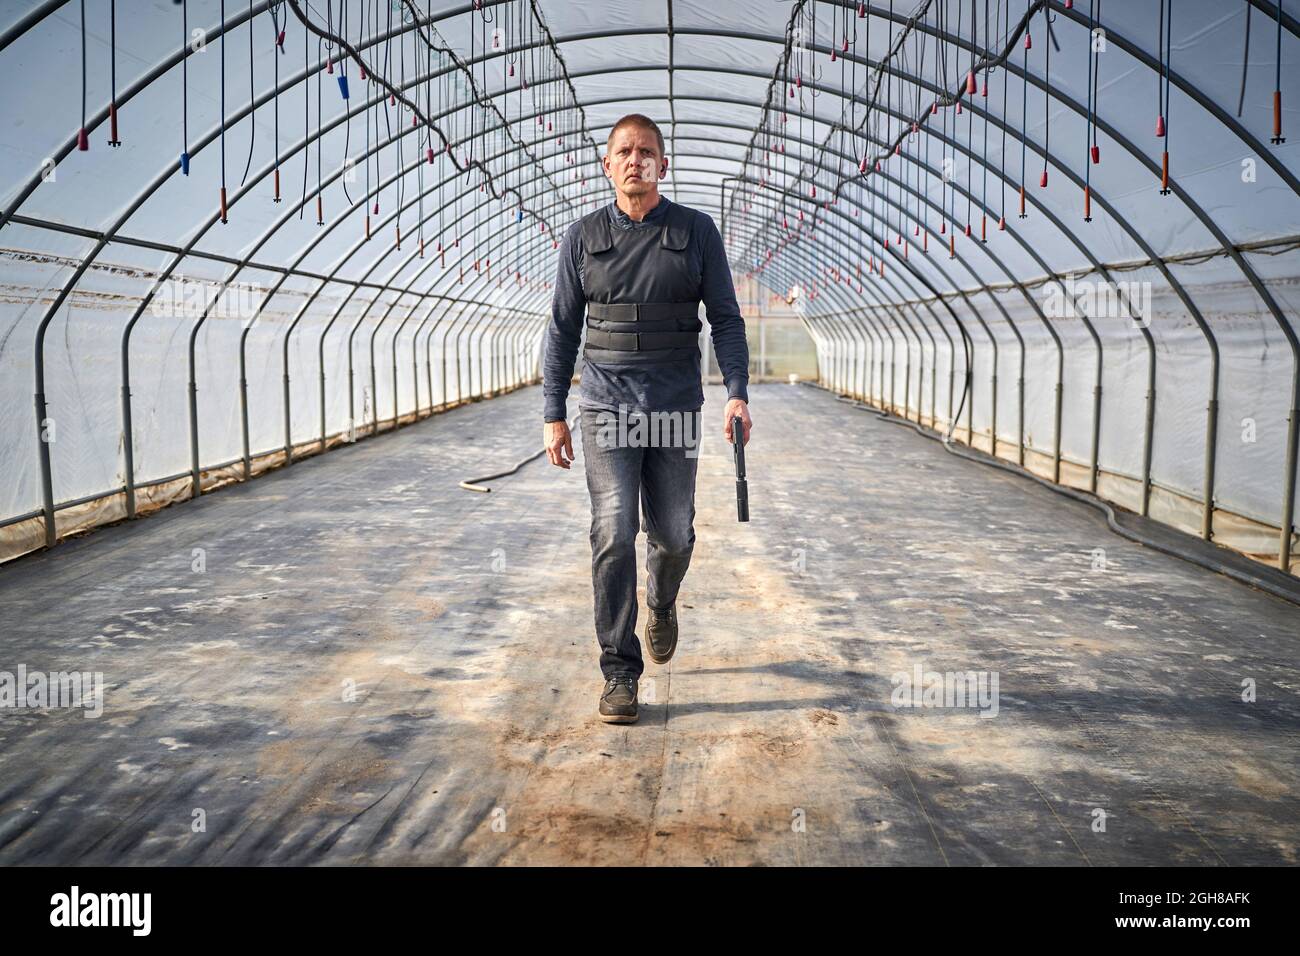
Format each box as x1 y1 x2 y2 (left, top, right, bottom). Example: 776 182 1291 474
659 156 669 180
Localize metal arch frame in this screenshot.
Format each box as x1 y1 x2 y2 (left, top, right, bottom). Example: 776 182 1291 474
447 169 963 429
175 62 1219 528
720 144 1057 474
8 3 1296 303
724 181 983 427
192 81 599 488
715 64 1212 519
465 18 1291 546
711 177 966 422
106 98 1175 522
585 42 1243 543
725 200 954 398
721 178 982 442
436 162 977 455
7 10 1268 321
15 3 1293 299
377 97 1024 421
278 132 594 462
739 2 1297 558
33 9 570 540
197 80 1024 476
5 2 1295 561
356 158 956 429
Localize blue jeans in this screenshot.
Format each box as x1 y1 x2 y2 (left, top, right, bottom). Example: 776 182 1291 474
579 405 702 679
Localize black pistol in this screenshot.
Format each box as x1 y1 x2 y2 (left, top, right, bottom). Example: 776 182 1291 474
732 415 749 523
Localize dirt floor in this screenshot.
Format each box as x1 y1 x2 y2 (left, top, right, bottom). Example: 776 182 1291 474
0 382 1297 865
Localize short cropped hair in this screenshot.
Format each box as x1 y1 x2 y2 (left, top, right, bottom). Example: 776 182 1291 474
607 114 666 157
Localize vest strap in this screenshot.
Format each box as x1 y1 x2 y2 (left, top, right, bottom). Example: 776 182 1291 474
584 329 701 352
587 301 700 323
584 300 702 353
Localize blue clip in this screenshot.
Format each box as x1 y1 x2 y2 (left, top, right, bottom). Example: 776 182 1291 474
337 75 350 100
516 209 523 223
180 151 190 176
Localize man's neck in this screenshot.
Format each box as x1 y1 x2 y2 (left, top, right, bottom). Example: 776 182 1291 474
614 188 663 222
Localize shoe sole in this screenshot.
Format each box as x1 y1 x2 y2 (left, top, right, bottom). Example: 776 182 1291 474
599 711 638 724
646 644 676 665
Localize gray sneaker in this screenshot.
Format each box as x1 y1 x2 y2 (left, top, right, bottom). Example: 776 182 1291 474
645 603 679 665
598 675 638 723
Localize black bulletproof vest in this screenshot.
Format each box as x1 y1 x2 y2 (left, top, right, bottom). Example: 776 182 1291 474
580 201 703 364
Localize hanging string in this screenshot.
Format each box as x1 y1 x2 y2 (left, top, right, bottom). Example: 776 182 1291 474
980 0 990 241
1155 0 1166 136
340 0 353 205
299 8 308 221
1040 0 1051 188
420 0 430 256
240 0 256 186
108 0 121 146
999 0 1008 228
967 0 976 236
396 7 405 250
1084 0 1095 220
1018 0 1028 217
1272 0 1285 143
271 0 281 201
78 0 88 150
181 0 190 174
1159 0 1172 194
1237 1 1251 118
315 28 323 224
364 0 371 238
379 0 390 223
220 0 229 223
1091 0 1101 164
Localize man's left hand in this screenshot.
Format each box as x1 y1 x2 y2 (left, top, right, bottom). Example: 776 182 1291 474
724 398 752 446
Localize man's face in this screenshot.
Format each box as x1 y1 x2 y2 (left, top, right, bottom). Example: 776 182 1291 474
603 125 667 197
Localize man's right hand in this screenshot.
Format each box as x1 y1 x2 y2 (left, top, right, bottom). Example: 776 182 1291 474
545 420 574 470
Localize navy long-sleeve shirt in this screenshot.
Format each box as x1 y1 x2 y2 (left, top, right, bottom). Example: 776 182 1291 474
542 196 750 422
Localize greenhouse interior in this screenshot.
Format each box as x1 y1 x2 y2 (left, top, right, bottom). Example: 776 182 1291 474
0 0 1297 874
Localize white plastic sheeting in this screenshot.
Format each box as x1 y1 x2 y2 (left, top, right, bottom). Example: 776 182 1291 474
0 0 1297 571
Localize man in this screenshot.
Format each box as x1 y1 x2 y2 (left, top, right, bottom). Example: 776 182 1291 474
542 113 753 725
